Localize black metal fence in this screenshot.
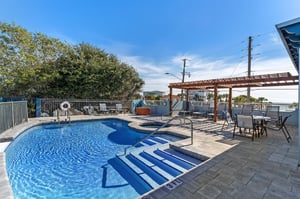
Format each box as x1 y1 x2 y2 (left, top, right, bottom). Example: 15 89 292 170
40 98 132 116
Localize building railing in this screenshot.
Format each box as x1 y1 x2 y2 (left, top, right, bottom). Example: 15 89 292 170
0 101 28 134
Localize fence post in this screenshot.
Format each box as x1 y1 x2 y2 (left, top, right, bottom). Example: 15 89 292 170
11 102 15 127
35 98 41 117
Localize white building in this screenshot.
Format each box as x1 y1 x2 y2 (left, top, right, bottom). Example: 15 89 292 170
189 89 213 101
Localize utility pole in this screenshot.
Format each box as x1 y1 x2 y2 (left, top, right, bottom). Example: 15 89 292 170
181 58 188 100
247 36 252 103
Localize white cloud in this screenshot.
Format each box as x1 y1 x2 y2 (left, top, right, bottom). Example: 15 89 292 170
119 55 167 75
93 33 298 103
119 53 298 103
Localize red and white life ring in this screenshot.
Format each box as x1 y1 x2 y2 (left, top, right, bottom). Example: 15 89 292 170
60 101 71 111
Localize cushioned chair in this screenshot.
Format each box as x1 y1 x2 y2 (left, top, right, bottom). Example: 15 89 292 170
234 114 257 141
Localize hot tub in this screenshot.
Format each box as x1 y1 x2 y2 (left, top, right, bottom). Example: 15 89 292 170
136 107 151 115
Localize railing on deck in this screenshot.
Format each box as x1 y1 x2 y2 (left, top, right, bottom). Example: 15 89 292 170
0 101 28 134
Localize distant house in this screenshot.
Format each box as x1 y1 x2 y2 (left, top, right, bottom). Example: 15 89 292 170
189 90 212 101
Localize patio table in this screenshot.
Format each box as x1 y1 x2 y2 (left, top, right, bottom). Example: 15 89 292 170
253 115 271 136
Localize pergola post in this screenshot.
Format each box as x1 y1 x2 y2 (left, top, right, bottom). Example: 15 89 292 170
229 87 232 115
186 89 190 112
169 87 173 116
213 85 218 122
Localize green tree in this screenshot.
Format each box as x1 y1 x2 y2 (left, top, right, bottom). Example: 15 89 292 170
207 93 214 101
289 102 298 109
221 94 229 102
0 22 68 97
193 94 202 101
233 95 251 103
233 95 267 104
0 22 144 99
257 97 269 110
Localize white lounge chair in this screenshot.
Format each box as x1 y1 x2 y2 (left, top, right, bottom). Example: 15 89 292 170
99 103 109 114
116 104 123 113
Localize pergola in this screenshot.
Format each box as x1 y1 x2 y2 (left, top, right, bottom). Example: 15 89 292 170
168 72 298 122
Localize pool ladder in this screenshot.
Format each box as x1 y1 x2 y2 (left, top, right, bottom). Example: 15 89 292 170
54 110 71 123
122 115 193 155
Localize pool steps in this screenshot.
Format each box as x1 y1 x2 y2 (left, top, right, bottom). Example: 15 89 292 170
115 137 202 190
127 154 167 184
142 149 188 174
153 150 194 170
139 152 182 177
118 155 160 188
108 157 152 194
130 151 174 181
139 136 170 146
161 147 202 165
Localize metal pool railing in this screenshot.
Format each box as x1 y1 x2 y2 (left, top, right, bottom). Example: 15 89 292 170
0 101 28 134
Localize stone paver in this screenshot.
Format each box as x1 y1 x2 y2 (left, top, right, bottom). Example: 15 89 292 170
0 153 13 199
0 115 299 199
138 117 300 199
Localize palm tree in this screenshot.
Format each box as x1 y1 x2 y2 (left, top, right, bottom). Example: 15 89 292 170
207 93 214 101
222 94 229 102
257 97 268 110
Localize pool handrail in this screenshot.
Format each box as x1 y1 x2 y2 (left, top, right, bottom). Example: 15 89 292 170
122 115 193 155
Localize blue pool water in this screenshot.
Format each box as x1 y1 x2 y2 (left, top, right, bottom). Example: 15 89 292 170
5 119 176 199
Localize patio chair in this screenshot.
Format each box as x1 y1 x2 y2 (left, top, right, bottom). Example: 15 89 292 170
99 103 109 114
116 103 123 113
221 111 236 131
265 115 292 143
83 105 94 115
240 104 254 115
234 114 257 141
264 105 281 125
217 103 227 119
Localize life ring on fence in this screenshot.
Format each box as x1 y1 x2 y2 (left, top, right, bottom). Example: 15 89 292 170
60 101 71 111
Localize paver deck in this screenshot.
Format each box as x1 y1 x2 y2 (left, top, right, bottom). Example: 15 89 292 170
0 115 299 199
139 116 300 199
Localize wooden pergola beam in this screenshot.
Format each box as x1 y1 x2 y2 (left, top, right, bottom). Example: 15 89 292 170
169 72 298 89
168 72 298 120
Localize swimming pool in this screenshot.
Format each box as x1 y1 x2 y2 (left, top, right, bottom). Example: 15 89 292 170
5 119 180 199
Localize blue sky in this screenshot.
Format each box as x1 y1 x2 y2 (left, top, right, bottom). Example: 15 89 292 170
1 0 300 103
